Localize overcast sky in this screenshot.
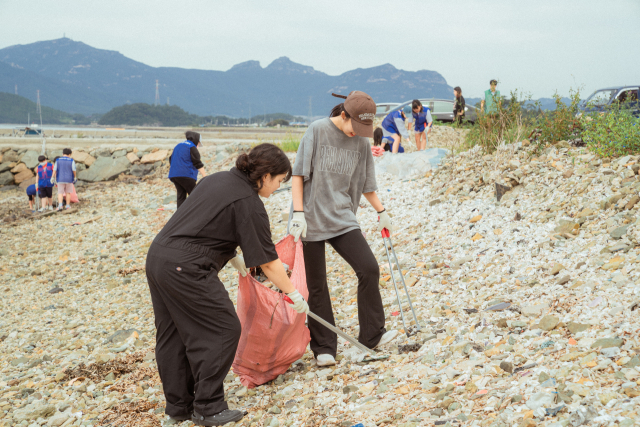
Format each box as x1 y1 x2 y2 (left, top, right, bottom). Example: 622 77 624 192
1 0 638 99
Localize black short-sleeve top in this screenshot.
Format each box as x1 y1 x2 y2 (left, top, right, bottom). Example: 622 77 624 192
153 168 278 269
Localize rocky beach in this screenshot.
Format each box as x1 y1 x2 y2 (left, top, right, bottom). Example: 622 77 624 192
0 127 639 427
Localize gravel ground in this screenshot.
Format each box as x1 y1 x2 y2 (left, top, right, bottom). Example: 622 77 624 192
1 137 639 427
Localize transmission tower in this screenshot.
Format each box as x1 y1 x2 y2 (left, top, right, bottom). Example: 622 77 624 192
14 84 17 95
308 97 313 124
155 80 160 106
36 90 42 116
167 97 170 106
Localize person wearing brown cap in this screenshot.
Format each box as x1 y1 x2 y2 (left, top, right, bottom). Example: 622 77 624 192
287 91 398 367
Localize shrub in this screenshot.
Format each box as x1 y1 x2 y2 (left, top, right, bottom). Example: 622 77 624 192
267 119 290 127
533 90 582 145
582 103 640 157
465 90 533 152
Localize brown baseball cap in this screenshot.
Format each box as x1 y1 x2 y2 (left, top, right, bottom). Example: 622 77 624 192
332 91 376 138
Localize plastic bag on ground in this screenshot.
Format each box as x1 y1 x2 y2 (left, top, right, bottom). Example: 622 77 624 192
58 185 79 203
232 234 310 388
375 148 449 180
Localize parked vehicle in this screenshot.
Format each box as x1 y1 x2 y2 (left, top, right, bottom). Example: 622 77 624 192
375 102 401 117
387 99 478 124
580 86 640 117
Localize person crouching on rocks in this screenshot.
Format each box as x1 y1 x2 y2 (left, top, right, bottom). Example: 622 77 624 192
288 91 398 368
168 131 207 208
146 143 308 426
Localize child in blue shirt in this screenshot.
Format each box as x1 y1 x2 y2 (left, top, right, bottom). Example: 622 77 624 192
381 110 409 153
412 100 433 151
373 127 404 153
36 155 54 211
26 184 37 212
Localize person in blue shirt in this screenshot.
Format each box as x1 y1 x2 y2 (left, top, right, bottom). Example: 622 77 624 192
411 100 433 151
52 149 77 211
381 109 409 153
168 131 207 208
26 184 37 212
35 155 54 212
373 127 404 153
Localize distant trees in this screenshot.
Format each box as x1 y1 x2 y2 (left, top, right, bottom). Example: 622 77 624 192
99 103 200 126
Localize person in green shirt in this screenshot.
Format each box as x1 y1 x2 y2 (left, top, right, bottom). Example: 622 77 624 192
481 79 501 114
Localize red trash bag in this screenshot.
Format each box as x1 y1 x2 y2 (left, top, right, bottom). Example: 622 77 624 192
58 185 79 203
232 235 310 388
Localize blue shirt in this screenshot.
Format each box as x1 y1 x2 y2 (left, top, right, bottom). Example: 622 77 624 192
381 110 410 139
168 140 199 180
412 108 433 132
26 184 37 196
37 163 54 187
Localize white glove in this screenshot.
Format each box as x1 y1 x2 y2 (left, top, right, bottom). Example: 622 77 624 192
286 290 309 314
289 212 307 242
229 255 247 277
377 210 393 234
50 176 56 186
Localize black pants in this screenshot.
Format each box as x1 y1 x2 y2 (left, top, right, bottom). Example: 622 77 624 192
146 244 241 418
302 229 386 357
170 177 197 208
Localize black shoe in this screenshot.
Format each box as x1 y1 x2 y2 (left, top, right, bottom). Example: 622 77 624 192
192 409 246 426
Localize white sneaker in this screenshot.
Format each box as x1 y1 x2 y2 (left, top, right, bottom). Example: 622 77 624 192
375 330 398 348
38 207 45 212
48 206 53 211
316 354 336 367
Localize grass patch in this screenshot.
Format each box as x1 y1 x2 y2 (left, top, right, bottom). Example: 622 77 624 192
253 132 301 152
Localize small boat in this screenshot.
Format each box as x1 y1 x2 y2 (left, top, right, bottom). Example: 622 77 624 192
12 126 44 137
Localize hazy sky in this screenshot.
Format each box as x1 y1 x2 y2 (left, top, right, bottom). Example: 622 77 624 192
1 0 638 99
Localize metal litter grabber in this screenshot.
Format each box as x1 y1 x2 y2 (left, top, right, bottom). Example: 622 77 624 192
381 227 421 336
283 295 375 356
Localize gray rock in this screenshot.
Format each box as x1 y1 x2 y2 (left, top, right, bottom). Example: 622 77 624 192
539 315 560 331
429 199 442 206
13 402 55 422
499 361 514 373
567 322 590 334
129 163 156 177
3 150 19 162
0 171 14 185
0 162 12 173
95 148 112 157
343 385 358 394
610 226 629 240
78 156 130 182
625 356 640 368
11 356 29 366
106 329 141 344
20 150 40 169
268 405 281 414
557 275 571 285
591 338 623 349
112 149 127 158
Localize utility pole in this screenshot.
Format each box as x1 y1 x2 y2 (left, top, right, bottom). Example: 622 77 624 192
155 80 160 106
308 96 313 124
36 90 42 120
167 97 170 106
14 84 17 95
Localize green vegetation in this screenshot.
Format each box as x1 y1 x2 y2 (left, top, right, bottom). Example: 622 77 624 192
99 103 305 127
0 92 71 124
253 132 302 152
99 103 201 126
582 103 640 157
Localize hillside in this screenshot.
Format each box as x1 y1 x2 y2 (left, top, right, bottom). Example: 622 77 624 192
98 104 200 126
0 38 453 116
0 92 77 124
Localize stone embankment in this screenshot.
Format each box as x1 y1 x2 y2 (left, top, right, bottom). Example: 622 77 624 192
0 139 639 427
0 142 250 190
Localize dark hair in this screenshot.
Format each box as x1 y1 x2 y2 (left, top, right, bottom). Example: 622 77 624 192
236 143 292 191
329 103 351 119
38 155 46 162
490 79 498 85
185 131 200 145
373 128 383 146
411 99 423 112
63 148 72 155
454 86 462 94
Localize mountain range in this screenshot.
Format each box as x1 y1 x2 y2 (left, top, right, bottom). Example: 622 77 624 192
0 38 453 117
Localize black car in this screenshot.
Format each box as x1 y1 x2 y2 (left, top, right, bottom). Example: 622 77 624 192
387 99 478 124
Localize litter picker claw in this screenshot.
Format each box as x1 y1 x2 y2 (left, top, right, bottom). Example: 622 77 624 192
381 227 422 336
